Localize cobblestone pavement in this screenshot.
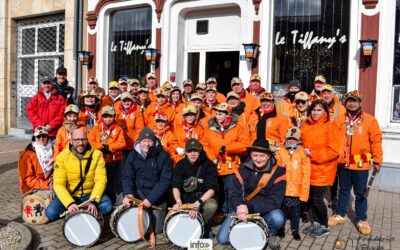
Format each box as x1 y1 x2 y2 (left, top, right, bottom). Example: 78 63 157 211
0 136 398 249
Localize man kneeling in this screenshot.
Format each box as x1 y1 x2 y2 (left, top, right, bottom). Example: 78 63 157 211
45 128 112 220
216 139 286 250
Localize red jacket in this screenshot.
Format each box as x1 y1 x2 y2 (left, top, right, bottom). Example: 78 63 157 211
26 88 67 137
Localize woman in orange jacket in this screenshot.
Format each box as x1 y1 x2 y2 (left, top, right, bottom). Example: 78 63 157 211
275 126 311 240
151 111 179 165
18 127 53 194
173 105 205 163
88 105 126 204
203 103 249 214
300 100 341 238
77 89 101 132
54 104 87 159
169 86 185 116
144 88 176 128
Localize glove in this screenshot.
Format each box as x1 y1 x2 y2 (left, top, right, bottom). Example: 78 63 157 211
219 145 227 155
102 144 111 154
176 147 185 156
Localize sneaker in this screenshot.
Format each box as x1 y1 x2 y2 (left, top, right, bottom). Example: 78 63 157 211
357 221 372 235
328 214 348 227
302 222 319 234
268 235 281 250
292 230 301 241
309 225 329 238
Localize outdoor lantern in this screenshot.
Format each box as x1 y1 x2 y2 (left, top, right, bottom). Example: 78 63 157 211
242 43 260 62
77 50 91 65
359 40 377 67
144 48 158 64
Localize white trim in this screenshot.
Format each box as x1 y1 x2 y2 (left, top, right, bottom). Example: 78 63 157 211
96 0 157 88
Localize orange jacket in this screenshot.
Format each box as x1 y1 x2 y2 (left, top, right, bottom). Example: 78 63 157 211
18 146 51 193
275 146 311 201
328 96 346 126
152 125 179 164
216 92 226 103
102 95 122 110
88 122 126 163
173 121 206 162
301 115 341 186
202 101 219 123
54 124 87 159
203 115 249 175
240 91 260 115
144 102 176 128
249 108 289 146
234 111 256 148
77 109 101 132
288 110 308 128
338 112 383 170
115 104 145 150
309 90 321 103
276 97 295 117
170 101 185 116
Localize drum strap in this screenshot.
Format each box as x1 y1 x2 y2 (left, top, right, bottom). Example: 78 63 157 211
245 165 278 202
138 204 156 246
71 153 93 195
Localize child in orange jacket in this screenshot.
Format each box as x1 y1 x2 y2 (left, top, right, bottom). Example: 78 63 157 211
275 126 311 240
88 105 126 204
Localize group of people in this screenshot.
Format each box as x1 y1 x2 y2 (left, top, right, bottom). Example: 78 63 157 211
18 66 383 250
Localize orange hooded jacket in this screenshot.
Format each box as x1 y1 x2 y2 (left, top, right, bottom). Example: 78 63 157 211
102 95 122 111
152 125 179 165
301 114 341 186
173 121 205 163
239 91 260 115
275 146 311 202
54 123 87 159
144 102 176 128
276 97 295 117
115 104 145 150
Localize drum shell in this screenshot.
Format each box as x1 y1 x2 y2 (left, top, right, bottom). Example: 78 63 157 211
21 192 53 224
62 210 103 247
228 218 269 250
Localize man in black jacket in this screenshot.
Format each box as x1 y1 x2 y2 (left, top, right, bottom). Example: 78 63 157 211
122 127 173 233
171 138 218 237
52 66 75 104
216 139 286 250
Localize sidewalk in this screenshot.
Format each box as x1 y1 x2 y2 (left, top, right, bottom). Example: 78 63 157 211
0 136 398 249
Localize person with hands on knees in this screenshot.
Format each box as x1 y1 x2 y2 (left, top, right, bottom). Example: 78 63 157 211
216 139 286 250
121 127 173 234
172 138 218 238
45 128 112 221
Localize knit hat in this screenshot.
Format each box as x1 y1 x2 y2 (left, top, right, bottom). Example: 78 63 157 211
247 139 273 154
286 127 301 140
294 91 310 101
64 104 79 115
185 138 203 152
139 127 157 143
288 79 301 89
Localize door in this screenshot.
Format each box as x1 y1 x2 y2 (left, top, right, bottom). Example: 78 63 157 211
205 51 239 95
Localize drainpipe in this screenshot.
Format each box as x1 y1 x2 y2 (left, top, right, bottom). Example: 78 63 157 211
73 0 84 96
72 0 79 94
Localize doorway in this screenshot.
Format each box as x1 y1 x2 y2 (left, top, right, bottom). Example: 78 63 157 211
205 51 239 95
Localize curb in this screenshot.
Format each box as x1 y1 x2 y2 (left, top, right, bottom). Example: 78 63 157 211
0 219 32 250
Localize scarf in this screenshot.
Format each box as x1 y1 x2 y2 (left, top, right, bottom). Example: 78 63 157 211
85 106 97 129
119 103 137 119
346 109 363 136
182 121 197 142
216 116 233 140
100 121 117 143
248 86 264 96
239 90 246 99
291 109 308 127
256 107 277 139
171 100 182 109
284 141 301 157
32 141 53 179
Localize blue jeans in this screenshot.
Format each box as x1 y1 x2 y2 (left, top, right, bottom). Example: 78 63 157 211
282 203 301 232
216 209 285 245
218 174 237 214
45 194 113 221
336 168 369 221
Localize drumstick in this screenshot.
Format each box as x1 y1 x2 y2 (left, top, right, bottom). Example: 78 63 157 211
60 196 99 218
127 197 163 211
231 213 261 220
168 203 195 210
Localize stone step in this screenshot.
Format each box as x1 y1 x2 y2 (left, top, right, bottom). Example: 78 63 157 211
9 127 32 139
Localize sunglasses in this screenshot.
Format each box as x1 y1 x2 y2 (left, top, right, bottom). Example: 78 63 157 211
122 99 133 102
295 100 307 105
36 134 48 139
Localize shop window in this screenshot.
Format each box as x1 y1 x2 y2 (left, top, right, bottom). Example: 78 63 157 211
108 6 152 82
272 0 350 94
392 1 400 122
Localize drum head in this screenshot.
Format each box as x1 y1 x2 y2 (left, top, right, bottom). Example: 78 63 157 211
165 212 203 248
116 207 150 243
63 212 101 247
229 221 267 250
21 194 49 224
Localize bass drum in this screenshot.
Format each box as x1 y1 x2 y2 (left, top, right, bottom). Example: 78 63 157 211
21 191 53 224
229 218 269 250
62 210 103 247
164 210 204 248
110 204 150 243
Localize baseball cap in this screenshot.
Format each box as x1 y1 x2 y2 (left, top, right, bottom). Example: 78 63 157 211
81 88 96 97
231 77 242 86
190 93 203 101
294 91 310 101
183 105 198 115
226 91 240 100
40 75 52 83
88 76 98 84
195 83 206 90
154 112 168 121
183 79 193 86
64 104 79 115
129 78 140 86
185 138 203 152
321 84 335 92
154 88 167 97
138 87 149 93
259 92 274 101
213 103 231 113
118 77 128 85
206 77 217 84
56 66 67 75
109 81 119 89
205 87 217 93
146 72 157 79
121 92 134 101
101 105 116 116
250 74 261 81
314 75 326 84
162 81 173 90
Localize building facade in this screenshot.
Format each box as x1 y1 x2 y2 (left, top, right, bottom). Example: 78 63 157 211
0 1 399 189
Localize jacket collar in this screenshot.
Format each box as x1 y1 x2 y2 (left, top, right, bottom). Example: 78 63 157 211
208 114 238 133
243 155 277 173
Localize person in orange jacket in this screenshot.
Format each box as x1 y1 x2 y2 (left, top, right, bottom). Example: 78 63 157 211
203 87 220 122
169 86 185 115
328 90 383 235
173 93 208 129
135 87 152 120
102 81 122 110
118 77 129 93
182 79 194 104
205 77 226 103
300 99 341 238
18 126 54 194
309 75 326 102
88 105 126 204
231 77 260 115
288 91 310 128
173 105 205 163
54 104 86 159
275 127 311 240
116 92 145 150
95 87 106 106
128 78 140 100
144 88 176 128
245 74 266 97
203 103 249 214
276 79 302 117
320 84 346 126
145 72 157 102
249 92 289 150
195 82 207 98
77 89 101 132
151 111 179 165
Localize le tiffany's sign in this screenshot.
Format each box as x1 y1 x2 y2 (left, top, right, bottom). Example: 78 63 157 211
110 39 150 55
274 29 347 49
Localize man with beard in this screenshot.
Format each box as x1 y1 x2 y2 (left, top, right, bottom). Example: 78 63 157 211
52 66 75 104
276 79 301 117
128 78 141 99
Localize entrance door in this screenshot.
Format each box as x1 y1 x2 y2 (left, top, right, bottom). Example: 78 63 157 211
205 51 239 95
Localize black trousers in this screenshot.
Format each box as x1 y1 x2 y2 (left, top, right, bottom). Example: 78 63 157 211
309 185 328 227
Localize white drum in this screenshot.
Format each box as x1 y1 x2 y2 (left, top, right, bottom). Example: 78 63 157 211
63 210 103 247
110 204 150 243
229 218 269 250
164 211 205 248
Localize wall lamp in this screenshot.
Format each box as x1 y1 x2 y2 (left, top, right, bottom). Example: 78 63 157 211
359 40 377 67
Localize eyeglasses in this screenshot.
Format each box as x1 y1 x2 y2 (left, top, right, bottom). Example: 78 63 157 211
71 138 88 143
36 134 48 139
295 100 307 105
